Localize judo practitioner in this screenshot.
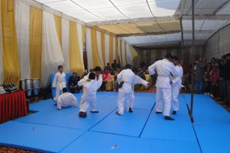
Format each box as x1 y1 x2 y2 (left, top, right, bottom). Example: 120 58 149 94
57 88 78 110
52 65 66 102
171 56 183 115
78 71 102 118
148 53 178 120
116 64 137 115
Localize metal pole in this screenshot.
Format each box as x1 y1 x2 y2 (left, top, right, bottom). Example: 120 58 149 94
190 0 195 123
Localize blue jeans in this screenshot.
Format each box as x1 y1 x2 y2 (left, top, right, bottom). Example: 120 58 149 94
195 81 204 94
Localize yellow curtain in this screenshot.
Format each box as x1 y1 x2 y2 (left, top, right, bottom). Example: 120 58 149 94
82 25 86 45
115 37 119 61
101 32 105 66
69 21 84 75
29 7 42 79
54 15 62 48
109 35 113 64
91 29 102 68
119 40 123 66
124 42 128 65
1 0 20 87
130 45 138 67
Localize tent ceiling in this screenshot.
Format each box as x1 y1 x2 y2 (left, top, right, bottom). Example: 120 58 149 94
32 0 230 48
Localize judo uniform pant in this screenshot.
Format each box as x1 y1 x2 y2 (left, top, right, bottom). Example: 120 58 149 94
54 87 63 102
172 85 180 111
80 94 97 112
117 92 132 114
129 92 135 109
156 87 172 116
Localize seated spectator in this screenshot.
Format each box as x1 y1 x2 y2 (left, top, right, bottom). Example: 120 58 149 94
204 66 212 95
105 63 112 72
100 68 111 91
69 72 81 93
113 68 121 91
57 88 78 110
112 59 120 70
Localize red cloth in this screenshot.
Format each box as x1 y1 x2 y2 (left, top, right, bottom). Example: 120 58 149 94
210 70 219 85
0 91 28 124
102 72 111 81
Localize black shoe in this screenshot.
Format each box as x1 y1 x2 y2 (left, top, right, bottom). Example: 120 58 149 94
90 110 99 113
156 111 162 114
79 111 87 118
128 107 133 113
116 111 122 115
172 111 177 115
164 116 175 120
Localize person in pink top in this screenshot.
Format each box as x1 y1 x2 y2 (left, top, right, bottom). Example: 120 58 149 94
100 68 111 91
210 66 219 99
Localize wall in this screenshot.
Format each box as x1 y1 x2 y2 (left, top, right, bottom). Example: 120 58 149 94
205 23 230 61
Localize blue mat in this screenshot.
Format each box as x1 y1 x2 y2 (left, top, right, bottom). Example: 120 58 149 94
60 131 201 153
0 121 84 153
141 97 197 142
90 109 152 137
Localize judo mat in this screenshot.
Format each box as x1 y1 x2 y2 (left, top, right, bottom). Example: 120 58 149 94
0 92 229 153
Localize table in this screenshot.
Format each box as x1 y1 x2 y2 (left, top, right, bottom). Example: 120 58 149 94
0 91 28 124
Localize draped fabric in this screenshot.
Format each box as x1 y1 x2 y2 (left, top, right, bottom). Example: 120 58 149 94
77 24 85 72
124 42 128 65
105 34 110 65
96 31 104 68
29 6 42 79
69 21 84 75
119 39 123 66
115 37 119 62
62 18 69 72
109 35 114 64
82 25 86 46
126 43 133 65
101 32 105 66
1 0 20 87
15 0 30 80
54 15 62 48
86 28 93 70
122 41 126 66
0 0 3 83
130 45 138 67
42 11 64 87
91 29 102 68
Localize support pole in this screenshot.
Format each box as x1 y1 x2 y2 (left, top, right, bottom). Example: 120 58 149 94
189 0 195 123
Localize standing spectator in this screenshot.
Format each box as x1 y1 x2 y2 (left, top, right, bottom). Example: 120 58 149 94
69 72 81 93
105 63 112 72
195 57 206 94
100 68 111 91
224 54 230 106
204 66 212 95
219 55 226 101
210 65 219 98
112 59 120 70
181 61 190 91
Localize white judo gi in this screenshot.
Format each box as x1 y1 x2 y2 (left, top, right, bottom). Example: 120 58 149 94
148 59 178 116
52 72 66 101
57 92 78 110
171 65 183 112
129 76 149 110
117 69 136 115
78 75 102 112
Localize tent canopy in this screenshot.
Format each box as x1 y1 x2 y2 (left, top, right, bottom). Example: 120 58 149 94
33 0 230 47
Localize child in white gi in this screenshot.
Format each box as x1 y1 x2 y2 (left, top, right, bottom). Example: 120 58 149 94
57 88 78 110
78 72 102 117
52 65 66 103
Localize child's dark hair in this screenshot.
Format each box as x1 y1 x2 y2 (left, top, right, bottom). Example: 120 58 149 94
58 65 63 69
89 72 96 80
62 88 67 93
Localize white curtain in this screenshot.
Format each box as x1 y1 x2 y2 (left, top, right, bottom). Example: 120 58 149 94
15 1 31 80
105 34 110 65
86 28 93 70
42 11 64 87
62 18 69 72
0 3 3 84
96 31 104 68
126 44 133 65
77 24 84 63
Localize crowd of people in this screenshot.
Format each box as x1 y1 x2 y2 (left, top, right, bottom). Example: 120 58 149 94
181 53 230 106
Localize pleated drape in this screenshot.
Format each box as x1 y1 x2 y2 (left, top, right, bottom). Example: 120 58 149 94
124 42 128 65
29 6 42 79
119 39 123 66
15 0 30 80
109 35 114 64
101 32 105 66
0 0 3 83
62 18 69 72
115 37 119 62
1 0 21 87
91 29 102 68
69 21 84 75
130 45 138 67
54 15 62 48
77 24 85 72
96 31 104 68
86 28 93 70
105 34 110 65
